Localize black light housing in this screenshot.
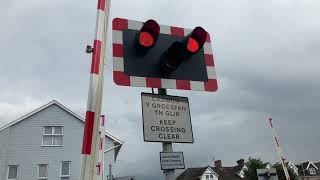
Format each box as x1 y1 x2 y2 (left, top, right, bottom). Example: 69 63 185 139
161 26 208 74
160 41 184 74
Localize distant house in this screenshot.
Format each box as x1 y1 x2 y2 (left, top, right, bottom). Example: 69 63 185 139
0 100 123 180
176 159 303 180
295 161 320 180
262 162 273 169
286 161 299 175
176 159 246 180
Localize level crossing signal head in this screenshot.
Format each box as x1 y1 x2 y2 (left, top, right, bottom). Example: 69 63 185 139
137 19 160 48
161 26 208 73
112 18 218 92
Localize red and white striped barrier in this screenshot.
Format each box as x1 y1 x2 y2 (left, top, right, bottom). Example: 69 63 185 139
268 118 290 180
95 115 106 180
112 18 218 92
81 0 109 179
82 0 107 156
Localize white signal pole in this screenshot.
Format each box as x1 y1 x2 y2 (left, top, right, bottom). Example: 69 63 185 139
80 0 110 180
158 88 175 180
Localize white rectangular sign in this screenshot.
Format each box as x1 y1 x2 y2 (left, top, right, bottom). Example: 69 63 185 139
160 152 185 170
141 93 193 143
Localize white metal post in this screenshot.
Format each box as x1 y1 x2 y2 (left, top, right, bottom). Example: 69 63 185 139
158 88 175 180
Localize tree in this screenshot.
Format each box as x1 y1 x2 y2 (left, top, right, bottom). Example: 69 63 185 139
244 157 265 180
273 163 297 180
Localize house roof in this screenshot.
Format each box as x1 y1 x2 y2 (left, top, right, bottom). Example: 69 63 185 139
308 162 319 170
176 166 243 180
0 100 124 145
295 161 319 172
176 167 208 180
233 164 245 172
286 162 298 170
262 162 273 168
211 166 243 180
296 164 303 172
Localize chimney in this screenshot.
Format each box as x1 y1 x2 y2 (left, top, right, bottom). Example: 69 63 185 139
237 159 245 167
214 160 222 168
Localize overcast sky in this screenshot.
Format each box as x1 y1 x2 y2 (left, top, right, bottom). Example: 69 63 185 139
1 0 320 179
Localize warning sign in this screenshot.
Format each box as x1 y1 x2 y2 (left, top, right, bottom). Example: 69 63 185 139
141 93 193 143
160 152 185 170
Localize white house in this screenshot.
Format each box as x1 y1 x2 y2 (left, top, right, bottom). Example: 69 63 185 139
176 160 245 180
200 167 219 180
287 161 299 175
296 161 320 179
0 100 123 180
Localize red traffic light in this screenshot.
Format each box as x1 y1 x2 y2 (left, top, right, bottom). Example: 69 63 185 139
161 27 208 74
138 20 160 48
186 27 207 54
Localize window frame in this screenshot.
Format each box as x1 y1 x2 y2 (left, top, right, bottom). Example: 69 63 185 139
37 164 48 180
309 167 316 175
7 165 18 180
205 173 214 180
42 126 63 147
60 161 71 179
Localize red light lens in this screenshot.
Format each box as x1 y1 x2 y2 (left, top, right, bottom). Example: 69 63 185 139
187 37 199 53
185 27 207 54
139 32 154 47
137 19 160 48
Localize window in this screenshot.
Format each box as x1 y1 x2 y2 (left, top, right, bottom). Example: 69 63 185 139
38 164 48 180
61 161 71 180
206 173 214 179
309 167 316 175
7 165 18 180
42 126 63 146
